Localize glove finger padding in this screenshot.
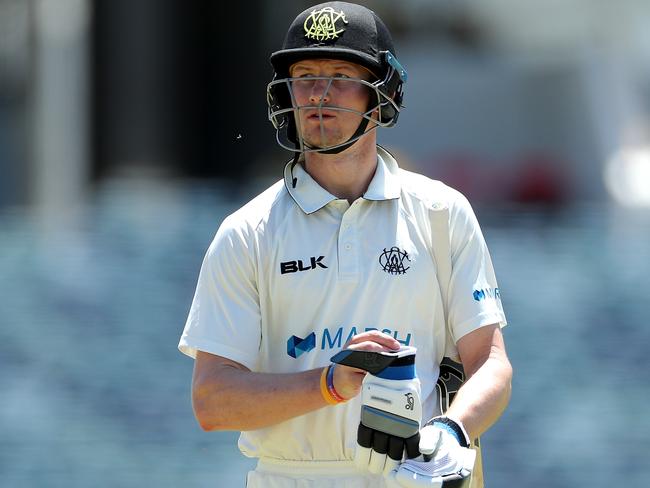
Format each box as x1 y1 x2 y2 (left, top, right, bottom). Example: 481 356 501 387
354 423 373 470
384 432 417 475
355 424 421 475
368 431 388 474
386 446 476 488
404 432 421 460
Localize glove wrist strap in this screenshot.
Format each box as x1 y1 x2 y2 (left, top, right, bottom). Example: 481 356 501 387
426 416 471 448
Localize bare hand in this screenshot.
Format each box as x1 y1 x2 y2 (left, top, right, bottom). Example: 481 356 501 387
333 330 401 400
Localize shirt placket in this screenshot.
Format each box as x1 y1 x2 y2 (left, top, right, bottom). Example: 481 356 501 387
338 199 362 281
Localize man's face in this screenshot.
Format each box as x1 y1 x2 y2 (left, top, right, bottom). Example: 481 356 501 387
289 59 374 150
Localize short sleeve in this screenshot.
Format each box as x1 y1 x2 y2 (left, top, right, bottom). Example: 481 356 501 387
178 216 261 370
447 191 506 343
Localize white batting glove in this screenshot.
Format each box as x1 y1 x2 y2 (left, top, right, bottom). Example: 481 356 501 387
329 346 423 475
385 417 475 488
353 347 422 476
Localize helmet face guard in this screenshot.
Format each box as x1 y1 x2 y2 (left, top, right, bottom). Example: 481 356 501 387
267 51 406 154
267 2 407 154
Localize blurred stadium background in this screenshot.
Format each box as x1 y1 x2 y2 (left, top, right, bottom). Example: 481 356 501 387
1 0 649 486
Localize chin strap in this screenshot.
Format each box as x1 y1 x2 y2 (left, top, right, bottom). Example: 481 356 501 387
289 152 300 188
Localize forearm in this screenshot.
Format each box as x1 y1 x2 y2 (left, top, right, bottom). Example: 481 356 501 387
192 362 329 431
191 331 399 432
445 352 512 441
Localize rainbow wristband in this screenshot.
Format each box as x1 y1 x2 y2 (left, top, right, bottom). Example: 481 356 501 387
320 365 345 404
327 364 346 403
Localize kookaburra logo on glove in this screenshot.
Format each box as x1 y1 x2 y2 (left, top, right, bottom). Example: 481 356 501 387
405 393 415 410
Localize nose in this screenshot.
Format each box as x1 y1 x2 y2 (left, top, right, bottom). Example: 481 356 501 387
309 78 331 105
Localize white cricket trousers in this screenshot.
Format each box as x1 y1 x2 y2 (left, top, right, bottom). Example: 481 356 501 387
246 458 387 488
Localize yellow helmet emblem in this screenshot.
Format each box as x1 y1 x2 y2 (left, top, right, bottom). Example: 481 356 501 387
304 7 348 41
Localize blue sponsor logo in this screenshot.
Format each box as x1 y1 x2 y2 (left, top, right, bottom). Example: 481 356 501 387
473 287 501 301
287 332 316 358
286 327 411 358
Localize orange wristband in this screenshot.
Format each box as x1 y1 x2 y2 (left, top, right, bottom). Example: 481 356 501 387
320 365 345 404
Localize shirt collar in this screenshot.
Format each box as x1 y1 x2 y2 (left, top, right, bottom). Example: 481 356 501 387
284 145 402 214
284 158 337 214
364 146 402 201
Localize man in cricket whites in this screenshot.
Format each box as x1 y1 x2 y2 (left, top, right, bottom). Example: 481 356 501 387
179 2 512 487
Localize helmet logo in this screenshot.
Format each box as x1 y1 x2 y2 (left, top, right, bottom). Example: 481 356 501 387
304 7 348 41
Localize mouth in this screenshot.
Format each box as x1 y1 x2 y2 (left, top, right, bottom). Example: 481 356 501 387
304 109 336 121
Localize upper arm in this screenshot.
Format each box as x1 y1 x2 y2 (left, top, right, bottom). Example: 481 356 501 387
179 219 262 369
456 323 509 378
446 192 506 344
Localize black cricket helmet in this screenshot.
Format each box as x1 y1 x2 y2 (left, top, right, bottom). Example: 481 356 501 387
267 1 407 154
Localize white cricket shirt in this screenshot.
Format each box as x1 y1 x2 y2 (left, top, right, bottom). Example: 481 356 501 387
179 146 506 461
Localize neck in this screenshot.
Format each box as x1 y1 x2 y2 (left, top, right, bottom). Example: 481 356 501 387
303 134 378 204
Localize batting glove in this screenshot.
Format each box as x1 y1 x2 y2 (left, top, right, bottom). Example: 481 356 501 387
386 417 475 488
331 346 422 476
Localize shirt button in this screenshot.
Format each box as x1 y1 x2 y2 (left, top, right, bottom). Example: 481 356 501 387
344 243 352 250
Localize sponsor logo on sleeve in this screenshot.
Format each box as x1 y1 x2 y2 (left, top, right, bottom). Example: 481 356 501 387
473 287 501 301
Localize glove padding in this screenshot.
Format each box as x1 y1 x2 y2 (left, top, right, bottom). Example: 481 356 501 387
355 371 422 475
331 346 422 476
386 419 476 488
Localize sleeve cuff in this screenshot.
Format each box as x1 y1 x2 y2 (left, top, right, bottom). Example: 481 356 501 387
453 311 507 343
178 336 257 371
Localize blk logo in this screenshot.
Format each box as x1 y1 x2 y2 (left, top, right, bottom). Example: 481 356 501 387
287 332 316 358
379 247 410 275
280 256 328 274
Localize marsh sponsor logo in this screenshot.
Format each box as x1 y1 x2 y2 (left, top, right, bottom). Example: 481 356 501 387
473 287 501 301
321 326 411 350
286 326 412 358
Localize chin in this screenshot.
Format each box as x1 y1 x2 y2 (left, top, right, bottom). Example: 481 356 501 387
308 140 346 151
303 134 343 148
